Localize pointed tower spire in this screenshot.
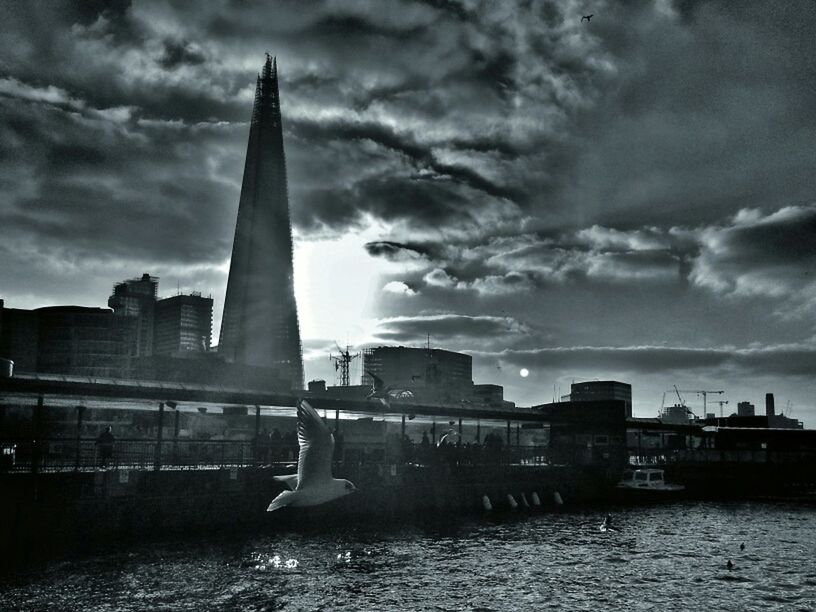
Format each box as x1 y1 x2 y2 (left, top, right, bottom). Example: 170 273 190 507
219 56 303 389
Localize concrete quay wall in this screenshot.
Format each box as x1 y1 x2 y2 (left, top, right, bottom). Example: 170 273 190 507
0 463 612 570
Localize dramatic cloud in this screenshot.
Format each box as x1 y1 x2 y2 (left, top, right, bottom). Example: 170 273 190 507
1 1 815 423
690 205 816 312
373 314 530 345
382 281 417 296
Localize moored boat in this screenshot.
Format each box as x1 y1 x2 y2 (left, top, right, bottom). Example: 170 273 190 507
616 468 685 501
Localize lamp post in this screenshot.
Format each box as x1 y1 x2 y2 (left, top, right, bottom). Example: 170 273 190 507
155 400 177 472
74 405 86 471
172 402 181 465
253 405 261 466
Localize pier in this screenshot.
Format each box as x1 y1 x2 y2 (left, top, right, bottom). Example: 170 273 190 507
0 373 627 568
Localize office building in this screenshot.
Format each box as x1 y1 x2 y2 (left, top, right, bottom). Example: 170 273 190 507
153 293 213 356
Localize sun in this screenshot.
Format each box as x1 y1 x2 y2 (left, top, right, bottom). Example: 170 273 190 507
519 368 529 378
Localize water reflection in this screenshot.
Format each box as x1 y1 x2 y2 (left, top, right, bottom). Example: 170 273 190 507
1 502 815 611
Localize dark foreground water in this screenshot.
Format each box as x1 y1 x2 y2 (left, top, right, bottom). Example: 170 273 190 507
2 501 815 611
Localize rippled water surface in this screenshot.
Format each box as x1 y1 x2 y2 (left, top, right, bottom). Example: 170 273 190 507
2 501 815 611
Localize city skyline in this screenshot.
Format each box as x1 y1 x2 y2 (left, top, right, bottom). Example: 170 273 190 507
0 2 814 423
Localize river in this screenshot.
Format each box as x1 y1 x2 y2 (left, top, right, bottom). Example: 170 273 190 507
1 501 815 611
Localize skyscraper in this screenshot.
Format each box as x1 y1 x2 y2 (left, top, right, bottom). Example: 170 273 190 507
218 55 303 389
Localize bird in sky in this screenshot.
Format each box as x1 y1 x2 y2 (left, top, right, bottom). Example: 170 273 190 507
266 400 356 511
581 14 593 22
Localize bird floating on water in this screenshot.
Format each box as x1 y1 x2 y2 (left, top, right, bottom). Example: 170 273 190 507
266 400 357 512
740 542 745 551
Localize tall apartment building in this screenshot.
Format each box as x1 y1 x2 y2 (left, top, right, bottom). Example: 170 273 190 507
108 273 158 357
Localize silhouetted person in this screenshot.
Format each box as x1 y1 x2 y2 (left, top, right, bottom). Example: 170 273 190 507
256 428 272 465
270 428 282 461
283 430 297 461
96 426 115 468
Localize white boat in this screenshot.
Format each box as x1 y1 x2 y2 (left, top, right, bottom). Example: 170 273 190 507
616 468 685 500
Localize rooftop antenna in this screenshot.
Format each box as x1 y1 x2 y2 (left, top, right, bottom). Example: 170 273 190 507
330 342 359 387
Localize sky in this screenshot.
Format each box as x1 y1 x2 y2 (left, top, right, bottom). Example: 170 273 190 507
1 0 815 424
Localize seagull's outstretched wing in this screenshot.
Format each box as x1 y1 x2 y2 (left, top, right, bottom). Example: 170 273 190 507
296 400 335 489
366 370 385 390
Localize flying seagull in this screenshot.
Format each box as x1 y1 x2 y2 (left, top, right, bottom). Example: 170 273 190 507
581 14 593 22
365 371 413 407
366 370 392 403
266 400 356 512
437 429 461 447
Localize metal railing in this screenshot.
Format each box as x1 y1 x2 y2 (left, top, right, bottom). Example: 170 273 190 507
629 448 816 466
0 438 551 473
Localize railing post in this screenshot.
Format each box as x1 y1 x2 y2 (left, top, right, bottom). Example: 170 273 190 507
74 405 85 472
32 396 44 475
458 417 463 462
253 405 261 466
173 407 180 466
154 402 165 472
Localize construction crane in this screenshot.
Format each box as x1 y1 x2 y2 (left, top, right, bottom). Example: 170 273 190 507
714 400 729 419
659 386 687 411
329 343 359 387
675 389 725 416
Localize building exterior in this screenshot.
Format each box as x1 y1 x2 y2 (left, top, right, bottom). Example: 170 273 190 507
153 293 213 356
569 380 633 418
218 55 303 390
362 346 473 404
108 273 158 357
0 303 39 373
737 401 755 417
0 305 131 378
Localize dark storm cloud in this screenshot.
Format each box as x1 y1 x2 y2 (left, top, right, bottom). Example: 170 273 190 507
364 241 430 262
0 79 240 275
374 314 529 344
552 0 816 232
691 205 816 311
491 343 816 377
158 39 207 70
288 116 523 203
